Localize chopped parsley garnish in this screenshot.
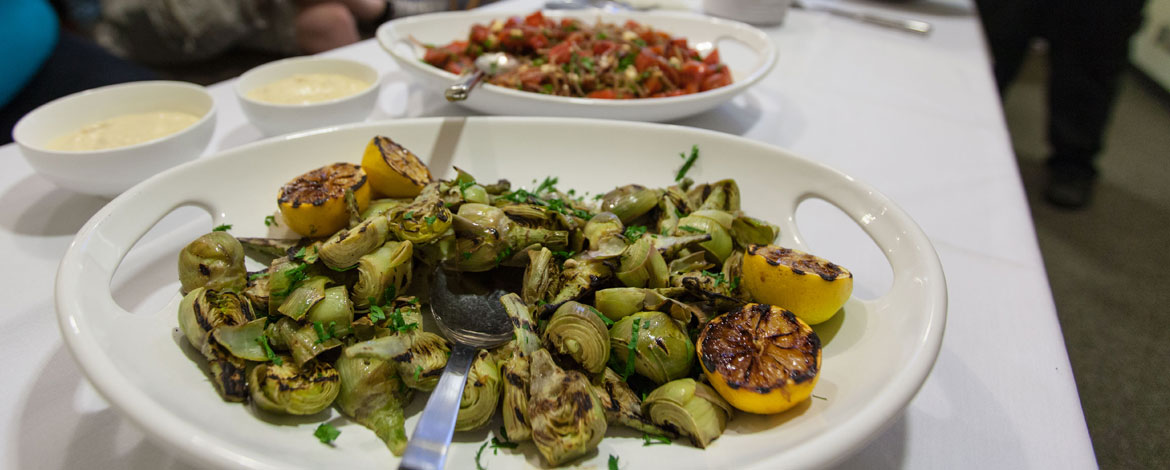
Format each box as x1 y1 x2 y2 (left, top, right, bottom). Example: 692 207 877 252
384 285 397 302
552 250 575 259
495 246 513 266
264 215 277 227
532 57 546 66
642 433 672 446
609 454 621 470
414 364 423 382
597 32 608 40
458 180 476 198
675 145 699 181
580 56 595 72
633 37 647 47
276 263 310 297
540 83 555 94
623 225 648 240
462 252 473 260
475 441 490 470
813 394 828 400
313 423 340 445
312 321 337 343
403 211 414 220
257 335 282 365
535 176 559 194
588 306 614 327
617 53 635 71
292 246 307 260
730 276 741 291
368 302 387 323
387 307 419 333
424 215 437 225
622 320 644 379
702 270 727 287
248 271 269 281
679 225 704 233
212 224 232 232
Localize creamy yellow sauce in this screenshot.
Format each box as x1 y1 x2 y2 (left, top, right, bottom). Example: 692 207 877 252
47 111 201 151
246 73 370 105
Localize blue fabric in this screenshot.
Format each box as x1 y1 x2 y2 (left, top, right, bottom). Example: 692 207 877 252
0 0 59 108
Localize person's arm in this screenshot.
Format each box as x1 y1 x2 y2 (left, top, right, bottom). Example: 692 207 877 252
0 0 59 108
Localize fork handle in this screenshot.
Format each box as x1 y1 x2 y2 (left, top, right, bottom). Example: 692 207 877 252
398 343 477 470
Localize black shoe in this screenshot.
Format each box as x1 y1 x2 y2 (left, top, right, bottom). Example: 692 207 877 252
1044 169 1094 209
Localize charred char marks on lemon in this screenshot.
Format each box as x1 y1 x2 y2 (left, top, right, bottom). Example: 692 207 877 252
374 137 430 187
278 163 367 208
748 244 847 281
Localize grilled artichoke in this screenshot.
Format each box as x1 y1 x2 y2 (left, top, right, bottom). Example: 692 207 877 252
335 351 411 455
642 378 733 448
178 287 255 350
351 240 413 311
528 349 607 466
542 301 610 374
616 236 669 288
318 216 391 269
249 358 340 415
609 311 694 384
455 349 501 431
600 185 662 223
178 231 246 295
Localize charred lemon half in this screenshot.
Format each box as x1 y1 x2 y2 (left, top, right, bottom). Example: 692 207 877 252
277 162 370 237
697 303 821 414
361 136 431 198
742 244 852 325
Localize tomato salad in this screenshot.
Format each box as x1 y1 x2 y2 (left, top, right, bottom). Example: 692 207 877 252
421 11 733 99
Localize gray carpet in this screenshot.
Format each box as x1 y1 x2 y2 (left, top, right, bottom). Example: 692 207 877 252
1003 49 1170 470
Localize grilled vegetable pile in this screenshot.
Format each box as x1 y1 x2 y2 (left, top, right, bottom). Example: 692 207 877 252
174 135 852 467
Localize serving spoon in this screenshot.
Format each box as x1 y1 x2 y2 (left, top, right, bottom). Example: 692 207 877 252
444 52 519 102
397 268 514 470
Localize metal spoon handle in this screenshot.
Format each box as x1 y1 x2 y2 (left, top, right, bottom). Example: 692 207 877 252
398 343 477 470
445 70 486 102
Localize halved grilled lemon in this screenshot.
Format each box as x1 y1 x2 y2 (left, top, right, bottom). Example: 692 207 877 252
361 136 431 198
277 162 370 237
697 303 821 414
742 244 852 325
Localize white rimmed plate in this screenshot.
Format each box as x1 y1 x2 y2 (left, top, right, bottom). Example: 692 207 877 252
376 10 777 122
56 117 945 470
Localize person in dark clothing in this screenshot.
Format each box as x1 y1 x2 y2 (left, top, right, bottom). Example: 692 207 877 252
975 0 1148 209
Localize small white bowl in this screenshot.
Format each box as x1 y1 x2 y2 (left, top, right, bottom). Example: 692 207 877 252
235 57 381 137
13 80 216 197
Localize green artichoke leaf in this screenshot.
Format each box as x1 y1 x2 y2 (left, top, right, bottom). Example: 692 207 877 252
211 317 268 361
352 240 413 311
277 275 330 321
609 312 694 384
335 351 411 456
642 378 732 448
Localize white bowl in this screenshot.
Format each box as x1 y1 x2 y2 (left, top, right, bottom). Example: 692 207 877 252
377 10 777 122
13 81 216 197
235 57 381 136
56 117 946 470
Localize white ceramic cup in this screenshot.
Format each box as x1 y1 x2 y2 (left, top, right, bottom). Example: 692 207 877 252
235 57 381 137
703 0 793 26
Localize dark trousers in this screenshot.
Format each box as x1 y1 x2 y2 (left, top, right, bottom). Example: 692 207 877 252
975 0 1147 178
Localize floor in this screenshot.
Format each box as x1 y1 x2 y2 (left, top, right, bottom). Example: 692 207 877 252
1002 49 1170 469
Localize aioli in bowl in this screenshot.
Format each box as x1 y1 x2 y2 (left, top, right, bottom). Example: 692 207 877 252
246 73 372 105
46 111 201 151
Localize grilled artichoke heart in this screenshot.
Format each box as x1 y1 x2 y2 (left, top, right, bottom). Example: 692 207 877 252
642 378 733 448
609 311 694 384
201 340 248 402
542 301 610 374
178 231 246 295
522 247 560 305
351 240 413 311
594 368 666 434
616 236 669 288
600 185 663 223
455 349 502 431
677 210 734 263
335 351 411 455
318 215 391 269
387 183 453 244
498 293 541 441
528 349 607 466
178 287 255 351
249 358 340 415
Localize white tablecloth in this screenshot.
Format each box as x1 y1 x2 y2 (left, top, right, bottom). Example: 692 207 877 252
0 0 1096 468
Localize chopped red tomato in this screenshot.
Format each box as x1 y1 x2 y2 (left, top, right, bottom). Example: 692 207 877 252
587 89 617 99
524 11 544 26
548 41 573 64
703 48 721 66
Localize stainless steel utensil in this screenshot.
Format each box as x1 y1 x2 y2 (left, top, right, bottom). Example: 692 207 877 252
444 52 519 102
397 269 514 470
793 1 932 36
